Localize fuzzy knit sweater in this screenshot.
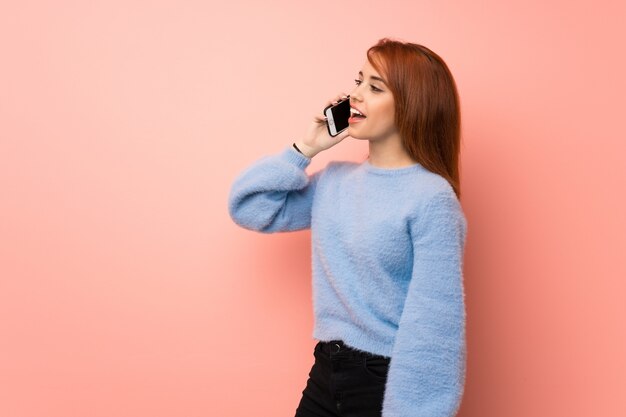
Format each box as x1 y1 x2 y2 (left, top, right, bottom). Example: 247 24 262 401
228 145 468 417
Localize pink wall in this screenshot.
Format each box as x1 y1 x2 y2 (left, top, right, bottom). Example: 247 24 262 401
1 1 625 416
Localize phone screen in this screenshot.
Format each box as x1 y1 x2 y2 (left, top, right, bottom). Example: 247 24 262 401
324 98 350 136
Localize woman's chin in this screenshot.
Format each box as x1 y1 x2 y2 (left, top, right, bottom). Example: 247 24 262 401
348 126 367 140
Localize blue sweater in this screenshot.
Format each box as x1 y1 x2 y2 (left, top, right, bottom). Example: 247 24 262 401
228 146 468 417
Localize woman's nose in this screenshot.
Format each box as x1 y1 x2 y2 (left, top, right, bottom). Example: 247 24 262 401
350 89 362 102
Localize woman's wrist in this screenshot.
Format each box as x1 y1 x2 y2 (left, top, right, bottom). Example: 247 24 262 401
293 141 319 159
292 142 306 156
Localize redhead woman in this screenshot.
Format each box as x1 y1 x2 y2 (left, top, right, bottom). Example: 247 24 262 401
228 38 468 417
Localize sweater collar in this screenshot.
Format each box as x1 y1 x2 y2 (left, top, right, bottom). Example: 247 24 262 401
362 159 426 176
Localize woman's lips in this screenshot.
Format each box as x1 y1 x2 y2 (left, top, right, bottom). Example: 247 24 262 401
350 106 366 124
349 116 365 124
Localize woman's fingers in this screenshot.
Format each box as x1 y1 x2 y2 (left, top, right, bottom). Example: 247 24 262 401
335 128 350 142
326 92 349 107
332 93 348 103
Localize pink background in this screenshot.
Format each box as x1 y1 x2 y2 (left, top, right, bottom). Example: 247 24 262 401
1 1 625 416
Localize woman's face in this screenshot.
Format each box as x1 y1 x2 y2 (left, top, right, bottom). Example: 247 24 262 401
348 59 398 142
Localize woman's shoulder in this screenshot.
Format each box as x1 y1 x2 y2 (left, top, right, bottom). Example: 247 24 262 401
328 159 362 171
391 164 458 205
404 169 465 226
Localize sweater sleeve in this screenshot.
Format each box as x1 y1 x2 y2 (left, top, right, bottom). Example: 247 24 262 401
228 146 321 233
382 191 468 417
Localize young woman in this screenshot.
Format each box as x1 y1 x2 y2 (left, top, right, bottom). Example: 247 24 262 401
228 38 468 417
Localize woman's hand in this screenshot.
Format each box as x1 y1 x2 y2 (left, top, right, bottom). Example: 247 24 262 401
295 93 351 158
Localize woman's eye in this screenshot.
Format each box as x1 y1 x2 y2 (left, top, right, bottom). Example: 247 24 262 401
354 78 382 92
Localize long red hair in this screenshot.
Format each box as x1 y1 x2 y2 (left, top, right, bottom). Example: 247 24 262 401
367 38 463 199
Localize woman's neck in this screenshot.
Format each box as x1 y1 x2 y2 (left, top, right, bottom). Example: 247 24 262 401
367 136 416 168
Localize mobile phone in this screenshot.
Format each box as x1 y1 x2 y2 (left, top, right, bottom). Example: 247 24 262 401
324 96 350 137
